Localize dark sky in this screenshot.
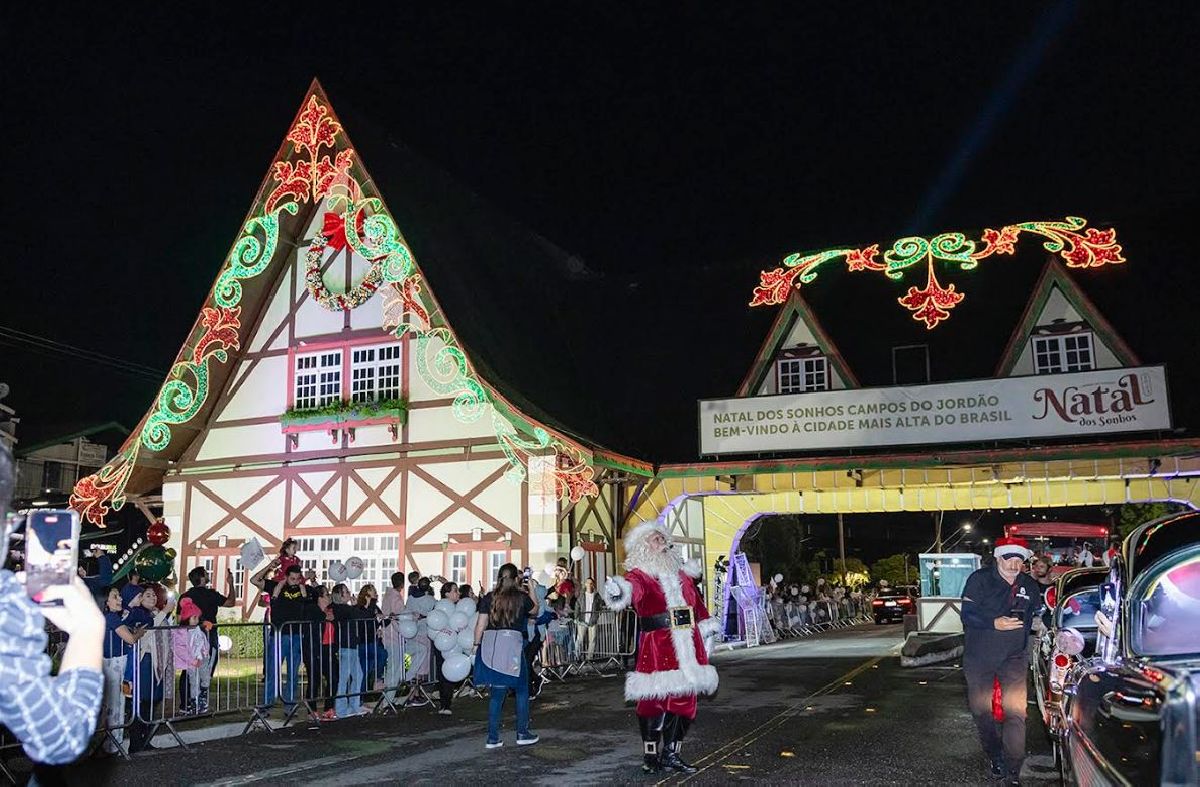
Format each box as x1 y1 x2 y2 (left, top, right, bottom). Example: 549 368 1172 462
3 4 1198 454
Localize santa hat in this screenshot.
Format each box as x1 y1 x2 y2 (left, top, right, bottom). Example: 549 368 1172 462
993 536 1033 561
178 597 202 621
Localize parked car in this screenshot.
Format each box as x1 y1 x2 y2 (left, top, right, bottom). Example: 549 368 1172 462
871 587 917 623
1059 510 1200 786
1030 565 1107 761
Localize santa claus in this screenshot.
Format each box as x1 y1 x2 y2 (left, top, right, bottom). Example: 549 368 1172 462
605 520 720 774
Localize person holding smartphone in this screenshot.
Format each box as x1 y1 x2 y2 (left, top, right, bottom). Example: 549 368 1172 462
0 441 105 766
960 536 1042 786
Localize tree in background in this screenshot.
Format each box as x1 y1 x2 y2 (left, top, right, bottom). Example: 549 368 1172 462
1117 502 1182 538
871 553 915 588
831 557 870 588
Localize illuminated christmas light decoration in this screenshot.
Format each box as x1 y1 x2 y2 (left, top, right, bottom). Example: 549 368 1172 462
751 216 1124 329
214 206 298 308
73 90 599 526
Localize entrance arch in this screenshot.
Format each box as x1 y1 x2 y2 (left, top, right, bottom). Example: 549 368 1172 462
627 452 1200 605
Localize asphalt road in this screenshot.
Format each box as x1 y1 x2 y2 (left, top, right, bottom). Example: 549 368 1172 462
9 624 1060 786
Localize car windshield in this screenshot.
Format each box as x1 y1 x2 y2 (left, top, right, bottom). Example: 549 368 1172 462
1057 589 1101 630
1131 549 1200 658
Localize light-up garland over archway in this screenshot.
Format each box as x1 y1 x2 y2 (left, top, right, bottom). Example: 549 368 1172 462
750 218 1124 329
72 94 597 526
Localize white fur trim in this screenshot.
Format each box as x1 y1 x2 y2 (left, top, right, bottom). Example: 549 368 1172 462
698 616 721 639
623 570 719 700
605 575 633 612
625 658 719 700
995 544 1033 560
682 558 703 579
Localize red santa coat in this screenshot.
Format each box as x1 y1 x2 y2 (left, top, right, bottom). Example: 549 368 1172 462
609 566 720 703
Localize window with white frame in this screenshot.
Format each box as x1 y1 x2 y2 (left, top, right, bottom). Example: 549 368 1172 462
777 356 829 394
449 553 468 584
1032 333 1094 375
488 552 506 587
350 344 402 403
319 537 341 552
294 537 316 552
379 536 399 552
232 558 244 600
202 557 214 578
294 351 342 410
353 536 376 552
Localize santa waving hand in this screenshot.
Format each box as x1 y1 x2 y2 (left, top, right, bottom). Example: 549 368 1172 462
605 521 720 774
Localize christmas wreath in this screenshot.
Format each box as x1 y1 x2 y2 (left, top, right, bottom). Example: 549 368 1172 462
306 211 381 310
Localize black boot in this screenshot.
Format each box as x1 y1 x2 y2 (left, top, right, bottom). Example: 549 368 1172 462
659 714 697 774
638 713 666 773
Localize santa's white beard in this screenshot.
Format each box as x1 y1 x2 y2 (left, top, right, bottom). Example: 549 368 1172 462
626 543 683 576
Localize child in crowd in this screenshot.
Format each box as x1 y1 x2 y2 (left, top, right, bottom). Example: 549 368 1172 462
172 597 211 714
271 539 302 584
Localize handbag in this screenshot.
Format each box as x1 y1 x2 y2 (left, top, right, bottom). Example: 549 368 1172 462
479 629 524 677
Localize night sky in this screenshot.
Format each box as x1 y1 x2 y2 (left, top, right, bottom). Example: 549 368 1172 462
3 4 1198 456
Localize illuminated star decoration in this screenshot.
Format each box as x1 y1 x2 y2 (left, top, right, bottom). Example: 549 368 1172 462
750 217 1124 329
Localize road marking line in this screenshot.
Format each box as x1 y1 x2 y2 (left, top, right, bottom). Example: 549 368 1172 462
195 753 371 786
655 654 884 786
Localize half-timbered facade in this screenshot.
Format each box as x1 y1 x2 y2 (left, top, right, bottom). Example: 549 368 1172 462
71 82 646 617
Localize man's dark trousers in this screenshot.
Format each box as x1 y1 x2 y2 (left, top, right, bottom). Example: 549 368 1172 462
963 651 1027 775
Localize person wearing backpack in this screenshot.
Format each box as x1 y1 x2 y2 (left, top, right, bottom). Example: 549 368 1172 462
472 563 539 749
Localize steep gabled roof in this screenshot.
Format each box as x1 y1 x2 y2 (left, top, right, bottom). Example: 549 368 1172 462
69 80 616 525
994 257 1140 376
737 290 858 396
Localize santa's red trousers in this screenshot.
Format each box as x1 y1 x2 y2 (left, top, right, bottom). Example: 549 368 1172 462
636 696 698 720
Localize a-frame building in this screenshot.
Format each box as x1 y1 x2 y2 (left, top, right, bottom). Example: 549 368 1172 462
71 81 645 616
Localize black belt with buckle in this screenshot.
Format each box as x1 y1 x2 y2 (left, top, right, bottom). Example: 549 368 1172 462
639 606 695 631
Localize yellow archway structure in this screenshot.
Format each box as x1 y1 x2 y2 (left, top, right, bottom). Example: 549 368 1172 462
626 448 1200 577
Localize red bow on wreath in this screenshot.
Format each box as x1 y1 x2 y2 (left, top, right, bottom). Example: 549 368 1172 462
321 211 366 252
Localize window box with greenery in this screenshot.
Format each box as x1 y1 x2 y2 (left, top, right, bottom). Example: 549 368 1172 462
280 398 409 432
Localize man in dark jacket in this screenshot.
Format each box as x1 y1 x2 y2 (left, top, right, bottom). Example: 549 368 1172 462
961 536 1042 785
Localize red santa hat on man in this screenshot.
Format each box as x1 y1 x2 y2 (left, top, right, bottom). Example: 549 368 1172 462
993 536 1033 562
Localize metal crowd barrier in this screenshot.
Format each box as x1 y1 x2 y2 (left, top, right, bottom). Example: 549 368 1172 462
1 603 648 780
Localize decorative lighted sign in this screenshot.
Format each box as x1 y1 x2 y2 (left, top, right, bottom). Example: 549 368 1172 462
750 218 1124 329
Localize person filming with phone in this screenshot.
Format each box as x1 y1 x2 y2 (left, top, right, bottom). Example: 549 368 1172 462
0 441 105 768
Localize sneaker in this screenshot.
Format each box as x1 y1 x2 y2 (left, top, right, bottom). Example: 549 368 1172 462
485 739 503 749
989 758 1005 778
438 708 453 716
517 732 540 746
320 709 338 721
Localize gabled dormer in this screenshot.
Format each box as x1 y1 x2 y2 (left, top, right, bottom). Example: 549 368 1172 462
996 258 1139 378
738 291 858 396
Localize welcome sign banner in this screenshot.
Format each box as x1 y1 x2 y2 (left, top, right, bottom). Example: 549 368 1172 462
698 366 1171 456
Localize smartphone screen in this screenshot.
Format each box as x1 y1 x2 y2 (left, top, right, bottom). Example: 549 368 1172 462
522 567 533 580
25 509 80 602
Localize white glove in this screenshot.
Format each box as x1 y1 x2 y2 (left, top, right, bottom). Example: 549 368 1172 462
604 577 622 601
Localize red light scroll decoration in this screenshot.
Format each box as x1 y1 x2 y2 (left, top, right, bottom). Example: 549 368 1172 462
751 217 1124 329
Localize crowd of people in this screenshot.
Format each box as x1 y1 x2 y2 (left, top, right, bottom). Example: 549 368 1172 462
761 577 871 635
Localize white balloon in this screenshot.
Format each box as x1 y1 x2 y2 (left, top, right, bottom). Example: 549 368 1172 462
345 556 364 580
544 563 558 576
399 620 418 638
442 653 471 682
328 561 347 582
427 609 449 631
570 546 585 561
435 599 456 616
455 597 477 617
217 634 233 653
456 628 474 650
416 620 428 636
418 595 437 613
450 611 470 630
434 630 457 652
773 573 783 583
